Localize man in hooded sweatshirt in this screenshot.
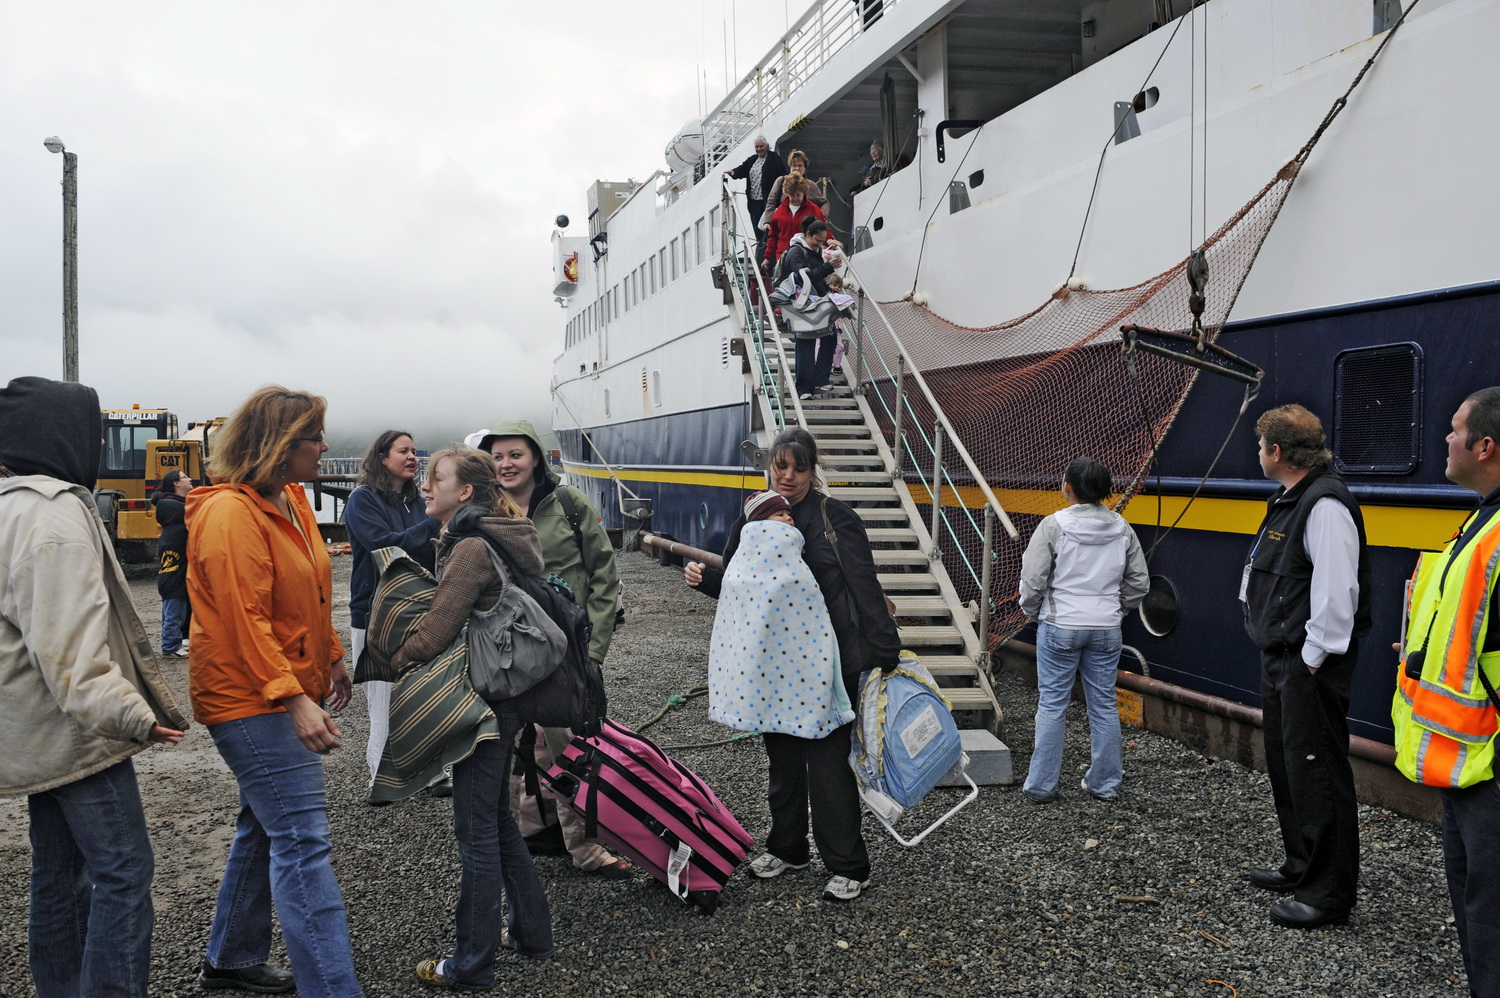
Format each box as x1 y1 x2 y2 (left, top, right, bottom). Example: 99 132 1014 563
1018 456 1148 806
0 375 188 998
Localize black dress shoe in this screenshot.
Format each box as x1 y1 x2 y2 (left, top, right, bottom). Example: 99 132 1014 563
1241 867 1296 893
199 960 296 993
1270 900 1350 929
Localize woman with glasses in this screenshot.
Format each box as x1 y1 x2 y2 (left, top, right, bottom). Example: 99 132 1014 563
185 386 363 997
152 467 195 657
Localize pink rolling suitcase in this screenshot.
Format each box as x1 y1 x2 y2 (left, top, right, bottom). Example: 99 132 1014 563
539 718 754 913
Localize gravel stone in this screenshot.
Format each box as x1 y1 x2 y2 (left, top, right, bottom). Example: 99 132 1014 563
0 552 1469 996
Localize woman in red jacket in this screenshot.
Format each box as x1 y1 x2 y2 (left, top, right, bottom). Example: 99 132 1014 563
763 174 826 272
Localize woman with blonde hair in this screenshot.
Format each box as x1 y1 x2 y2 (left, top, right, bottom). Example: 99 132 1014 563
758 149 827 231
395 448 554 990
186 385 362 997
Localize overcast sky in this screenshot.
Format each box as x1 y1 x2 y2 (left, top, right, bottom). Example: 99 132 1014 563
2 1 796 453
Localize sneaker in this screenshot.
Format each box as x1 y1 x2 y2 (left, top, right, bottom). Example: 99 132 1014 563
799 392 814 400
748 852 809 879
1022 790 1057 804
822 875 868 901
172 648 191 658
816 384 835 392
1081 777 1118 801
199 960 295 993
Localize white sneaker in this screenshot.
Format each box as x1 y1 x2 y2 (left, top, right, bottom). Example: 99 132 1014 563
1081 777 1118 801
799 392 814 400
748 853 809 879
816 384 835 392
822 875 868 901
171 648 190 658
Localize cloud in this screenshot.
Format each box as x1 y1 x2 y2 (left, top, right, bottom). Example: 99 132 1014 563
1 0 792 449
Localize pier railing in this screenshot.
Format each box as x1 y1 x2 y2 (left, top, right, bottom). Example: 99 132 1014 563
702 0 903 170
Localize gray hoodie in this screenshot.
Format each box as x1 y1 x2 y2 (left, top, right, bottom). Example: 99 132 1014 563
1018 503 1149 629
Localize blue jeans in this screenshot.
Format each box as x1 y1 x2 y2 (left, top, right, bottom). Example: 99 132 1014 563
447 711 554 990
1024 623 1124 800
207 712 363 998
1443 777 1500 998
27 758 154 998
161 596 188 654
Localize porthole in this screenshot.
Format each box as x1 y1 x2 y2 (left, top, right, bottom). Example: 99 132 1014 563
698 503 710 530
969 169 985 189
872 216 884 231
1139 575 1180 637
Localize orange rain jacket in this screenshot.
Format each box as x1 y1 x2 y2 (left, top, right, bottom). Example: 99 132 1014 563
185 482 344 725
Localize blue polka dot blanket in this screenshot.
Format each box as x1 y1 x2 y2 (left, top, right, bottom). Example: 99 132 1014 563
707 520 854 739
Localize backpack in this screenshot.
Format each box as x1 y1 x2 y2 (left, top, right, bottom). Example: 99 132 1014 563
465 543 569 701
485 536 608 736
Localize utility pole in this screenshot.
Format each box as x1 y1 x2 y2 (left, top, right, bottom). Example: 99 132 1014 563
44 136 79 382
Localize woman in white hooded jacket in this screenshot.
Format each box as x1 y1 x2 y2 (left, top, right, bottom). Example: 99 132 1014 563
1018 456 1149 803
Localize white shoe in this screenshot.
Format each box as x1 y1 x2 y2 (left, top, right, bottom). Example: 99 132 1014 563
816 384 835 392
171 648 190 658
799 392 814 400
748 853 809 879
822 875 868 901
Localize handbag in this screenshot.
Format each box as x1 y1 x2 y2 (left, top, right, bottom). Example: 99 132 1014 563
466 543 568 701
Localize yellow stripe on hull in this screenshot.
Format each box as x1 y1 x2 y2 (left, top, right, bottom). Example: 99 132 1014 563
564 463 1466 551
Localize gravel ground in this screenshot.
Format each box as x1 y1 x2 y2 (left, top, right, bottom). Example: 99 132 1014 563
0 552 1468 997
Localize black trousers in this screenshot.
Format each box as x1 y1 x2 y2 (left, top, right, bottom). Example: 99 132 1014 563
762 722 870 881
1259 642 1360 910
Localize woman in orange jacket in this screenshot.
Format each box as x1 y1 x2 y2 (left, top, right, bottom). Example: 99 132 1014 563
185 386 363 998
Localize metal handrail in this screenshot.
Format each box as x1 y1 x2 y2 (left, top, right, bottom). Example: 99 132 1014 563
842 261 1020 542
720 179 807 429
701 0 903 172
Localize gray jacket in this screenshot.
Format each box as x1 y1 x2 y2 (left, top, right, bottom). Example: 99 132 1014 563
0 475 188 795
1019 502 1149 629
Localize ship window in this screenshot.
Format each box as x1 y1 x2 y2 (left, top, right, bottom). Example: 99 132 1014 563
652 370 662 407
649 259 656 295
670 239 679 280
709 206 720 241
1139 576 1179 638
872 217 884 231
696 219 706 264
969 170 984 189
1333 342 1423 474
682 229 691 271
659 249 667 286
604 388 611 418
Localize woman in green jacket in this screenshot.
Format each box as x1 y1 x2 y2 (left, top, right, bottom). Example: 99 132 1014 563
479 419 631 879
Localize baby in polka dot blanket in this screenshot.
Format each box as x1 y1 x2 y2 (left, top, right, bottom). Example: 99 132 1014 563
707 491 855 739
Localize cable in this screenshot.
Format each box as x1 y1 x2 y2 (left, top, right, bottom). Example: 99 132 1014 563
1068 13 1190 281
910 122 984 295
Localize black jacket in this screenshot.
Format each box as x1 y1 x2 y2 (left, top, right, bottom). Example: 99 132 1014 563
155 492 188 600
729 151 787 208
777 238 836 296
1242 466 1372 653
698 490 901 687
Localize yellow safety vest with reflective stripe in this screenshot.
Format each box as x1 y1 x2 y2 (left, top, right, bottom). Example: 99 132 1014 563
1393 504 1500 788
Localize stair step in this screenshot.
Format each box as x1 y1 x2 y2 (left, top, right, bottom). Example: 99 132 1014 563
888 596 955 617
855 508 913 523
801 411 864 424
864 527 920 544
896 624 965 646
877 572 939 590
942 687 1001 712
816 441 879 455
827 487 899 502
809 428 871 440
873 549 932 566
824 471 897 484
913 654 976 676
822 455 886 468
783 395 858 408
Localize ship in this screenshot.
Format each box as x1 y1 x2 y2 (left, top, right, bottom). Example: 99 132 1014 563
547 0 1500 807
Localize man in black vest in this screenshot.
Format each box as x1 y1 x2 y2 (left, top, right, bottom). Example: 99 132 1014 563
724 136 786 266
1240 404 1371 929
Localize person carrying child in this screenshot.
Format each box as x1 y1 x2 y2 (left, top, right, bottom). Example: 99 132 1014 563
706 490 854 740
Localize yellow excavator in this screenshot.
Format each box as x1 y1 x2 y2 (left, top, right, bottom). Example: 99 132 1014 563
95 405 225 562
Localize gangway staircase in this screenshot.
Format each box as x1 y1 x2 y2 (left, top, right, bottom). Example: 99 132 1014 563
717 187 1017 782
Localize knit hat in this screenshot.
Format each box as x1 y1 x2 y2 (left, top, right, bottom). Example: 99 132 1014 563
745 490 792 522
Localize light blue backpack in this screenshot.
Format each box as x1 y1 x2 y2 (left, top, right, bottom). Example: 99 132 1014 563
849 653 978 847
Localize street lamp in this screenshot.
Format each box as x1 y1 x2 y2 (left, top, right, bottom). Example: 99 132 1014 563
44 136 78 382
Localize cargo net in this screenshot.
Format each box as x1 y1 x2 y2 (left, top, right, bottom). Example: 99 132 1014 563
857 164 1299 648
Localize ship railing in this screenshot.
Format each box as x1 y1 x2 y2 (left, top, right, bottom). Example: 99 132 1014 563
701 0 902 172
841 260 1021 653
719 180 807 431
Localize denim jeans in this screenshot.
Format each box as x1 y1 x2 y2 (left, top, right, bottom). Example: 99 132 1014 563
1442 777 1500 996
28 758 154 998
207 712 363 998
160 596 188 654
447 711 554 989
795 334 837 395
1024 622 1124 800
